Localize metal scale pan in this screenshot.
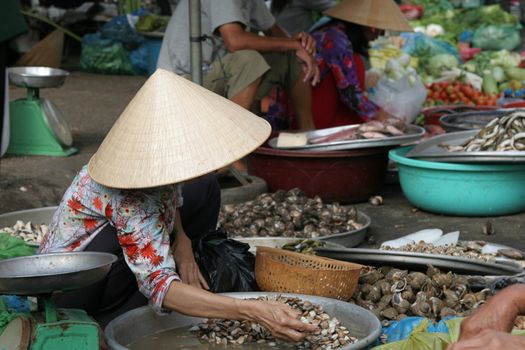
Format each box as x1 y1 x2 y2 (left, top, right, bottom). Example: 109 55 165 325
0 252 117 295
268 124 426 152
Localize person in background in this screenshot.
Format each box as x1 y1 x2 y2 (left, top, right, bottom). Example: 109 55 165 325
267 0 413 130
38 69 318 343
157 0 320 130
447 284 525 349
0 0 28 157
270 0 337 36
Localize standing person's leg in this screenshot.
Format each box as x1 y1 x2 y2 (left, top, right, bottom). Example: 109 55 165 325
256 52 315 130
179 173 221 241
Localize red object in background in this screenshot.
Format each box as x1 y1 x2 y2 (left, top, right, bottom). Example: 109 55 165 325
399 4 424 20
310 55 367 129
459 47 481 62
502 101 525 108
247 139 389 203
422 105 498 126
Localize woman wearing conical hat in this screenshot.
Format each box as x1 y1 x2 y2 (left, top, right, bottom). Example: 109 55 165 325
37 69 317 342
268 0 413 129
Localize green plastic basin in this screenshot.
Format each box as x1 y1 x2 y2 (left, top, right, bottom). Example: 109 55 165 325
389 146 525 216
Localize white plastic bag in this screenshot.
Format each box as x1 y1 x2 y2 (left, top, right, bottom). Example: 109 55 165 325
369 73 428 123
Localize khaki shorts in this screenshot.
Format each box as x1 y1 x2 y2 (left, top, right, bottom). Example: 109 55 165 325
202 50 301 103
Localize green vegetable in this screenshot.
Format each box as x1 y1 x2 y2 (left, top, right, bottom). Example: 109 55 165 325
427 54 459 77
491 66 506 83
504 66 525 81
499 82 510 92
482 74 498 95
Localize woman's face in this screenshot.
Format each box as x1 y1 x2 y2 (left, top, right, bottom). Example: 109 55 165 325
363 27 385 41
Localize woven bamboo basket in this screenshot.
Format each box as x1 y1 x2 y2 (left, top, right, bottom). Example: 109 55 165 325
255 246 363 301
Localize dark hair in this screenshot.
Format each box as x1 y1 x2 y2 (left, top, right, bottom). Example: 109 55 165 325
343 22 369 57
271 0 291 13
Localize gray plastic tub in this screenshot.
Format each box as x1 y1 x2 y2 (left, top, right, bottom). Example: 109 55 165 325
105 292 381 350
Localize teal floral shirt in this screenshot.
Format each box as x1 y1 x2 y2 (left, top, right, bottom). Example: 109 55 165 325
38 165 183 314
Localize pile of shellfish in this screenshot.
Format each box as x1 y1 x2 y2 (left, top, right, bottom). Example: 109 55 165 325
381 241 524 264
0 221 47 245
191 296 357 349
442 111 525 152
351 265 491 322
219 188 362 238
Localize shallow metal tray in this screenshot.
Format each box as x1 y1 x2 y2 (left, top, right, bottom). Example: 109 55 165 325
8 67 69 89
0 252 117 295
405 130 525 163
315 247 523 276
105 292 382 350
439 110 511 132
268 125 425 152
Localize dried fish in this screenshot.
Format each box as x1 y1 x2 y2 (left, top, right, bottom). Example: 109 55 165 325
191 296 358 349
1 220 47 245
220 188 363 238
442 111 525 152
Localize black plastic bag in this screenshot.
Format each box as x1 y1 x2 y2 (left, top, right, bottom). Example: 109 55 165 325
193 229 259 293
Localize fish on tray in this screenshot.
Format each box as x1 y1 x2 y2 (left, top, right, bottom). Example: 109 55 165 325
309 121 405 144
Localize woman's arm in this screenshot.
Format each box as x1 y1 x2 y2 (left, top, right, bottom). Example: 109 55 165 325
172 210 209 289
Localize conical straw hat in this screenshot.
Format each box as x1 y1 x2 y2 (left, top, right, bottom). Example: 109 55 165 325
324 0 413 33
88 69 271 189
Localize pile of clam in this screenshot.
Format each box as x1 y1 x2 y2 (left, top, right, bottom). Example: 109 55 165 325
0 221 47 245
443 111 525 152
382 241 524 264
219 188 362 238
191 296 358 349
351 266 491 322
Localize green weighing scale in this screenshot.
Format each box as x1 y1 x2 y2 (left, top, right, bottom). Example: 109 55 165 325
0 252 116 349
7 67 77 156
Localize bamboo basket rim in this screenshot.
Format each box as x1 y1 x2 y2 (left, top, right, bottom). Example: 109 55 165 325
255 246 364 271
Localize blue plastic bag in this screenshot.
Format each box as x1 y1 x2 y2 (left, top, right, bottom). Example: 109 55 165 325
401 32 459 59
100 15 144 49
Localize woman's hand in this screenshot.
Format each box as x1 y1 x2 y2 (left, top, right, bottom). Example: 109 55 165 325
246 299 318 343
447 329 525 350
172 232 209 290
456 286 521 342
294 32 316 56
295 48 320 86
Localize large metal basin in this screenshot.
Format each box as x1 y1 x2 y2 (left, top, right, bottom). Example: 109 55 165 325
105 292 381 350
0 206 58 228
8 67 69 88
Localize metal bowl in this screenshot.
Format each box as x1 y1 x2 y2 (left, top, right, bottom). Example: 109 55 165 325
234 210 371 249
0 252 117 295
439 110 511 133
8 67 69 88
105 292 381 350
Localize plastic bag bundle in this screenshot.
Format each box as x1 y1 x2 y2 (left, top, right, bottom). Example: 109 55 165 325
80 33 137 75
192 229 259 293
369 74 428 123
0 233 35 260
472 25 521 51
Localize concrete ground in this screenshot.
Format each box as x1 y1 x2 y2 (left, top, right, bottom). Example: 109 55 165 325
1 70 524 251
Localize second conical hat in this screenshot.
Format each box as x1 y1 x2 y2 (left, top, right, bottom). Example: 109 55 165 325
88 69 271 189
324 0 413 33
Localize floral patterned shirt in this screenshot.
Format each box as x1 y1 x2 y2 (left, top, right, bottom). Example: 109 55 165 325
311 20 379 119
38 165 183 314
